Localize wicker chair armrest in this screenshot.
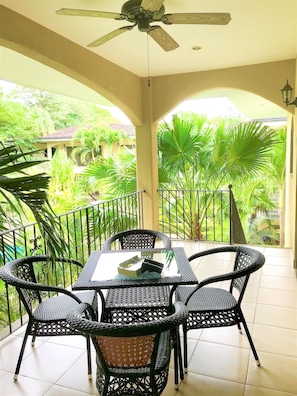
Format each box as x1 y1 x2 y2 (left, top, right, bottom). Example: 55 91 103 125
188 245 244 261
185 246 265 304
1 271 83 303
102 233 123 250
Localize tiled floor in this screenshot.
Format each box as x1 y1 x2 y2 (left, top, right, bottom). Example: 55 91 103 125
0 242 296 396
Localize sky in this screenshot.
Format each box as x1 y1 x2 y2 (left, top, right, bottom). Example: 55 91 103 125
104 97 245 124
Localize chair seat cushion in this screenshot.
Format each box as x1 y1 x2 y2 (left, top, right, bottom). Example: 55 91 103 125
176 286 238 312
33 291 96 322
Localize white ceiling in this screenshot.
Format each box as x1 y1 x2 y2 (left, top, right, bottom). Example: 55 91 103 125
1 0 296 120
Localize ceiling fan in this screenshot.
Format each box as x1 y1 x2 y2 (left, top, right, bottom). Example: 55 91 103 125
56 0 231 52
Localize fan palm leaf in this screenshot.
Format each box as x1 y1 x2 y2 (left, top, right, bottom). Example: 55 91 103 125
0 143 67 257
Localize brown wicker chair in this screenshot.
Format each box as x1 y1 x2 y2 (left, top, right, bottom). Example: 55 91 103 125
67 300 188 396
0 255 98 381
175 245 265 372
102 229 172 324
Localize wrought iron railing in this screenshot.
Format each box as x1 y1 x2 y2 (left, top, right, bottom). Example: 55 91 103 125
159 186 246 244
0 191 144 266
0 191 144 339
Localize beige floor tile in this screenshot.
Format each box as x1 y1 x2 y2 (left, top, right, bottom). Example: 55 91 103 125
200 325 253 349
0 369 8 379
194 260 231 280
257 288 297 309
184 327 203 340
263 256 293 267
245 385 297 396
19 342 84 383
177 372 245 396
261 265 297 278
57 351 98 395
246 352 297 394
0 372 52 396
260 276 297 293
255 304 297 330
241 302 257 323
44 385 97 396
243 286 259 303
47 334 93 350
247 273 261 288
0 334 43 372
181 337 199 368
253 324 297 357
188 341 250 383
263 247 292 258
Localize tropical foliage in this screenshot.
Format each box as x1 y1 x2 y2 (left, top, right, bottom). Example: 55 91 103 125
84 147 137 199
83 113 283 243
71 125 130 165
0 143 67 258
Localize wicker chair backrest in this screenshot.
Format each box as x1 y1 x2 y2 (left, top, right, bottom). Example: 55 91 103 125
103 229 171 251
96 334 155 368
231 247 258 295
13 261 41 311
67 301 188 371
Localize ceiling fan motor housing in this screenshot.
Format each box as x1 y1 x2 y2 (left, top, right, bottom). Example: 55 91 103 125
121 0 165 31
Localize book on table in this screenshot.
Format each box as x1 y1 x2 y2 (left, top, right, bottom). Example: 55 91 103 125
117 255 145 277
117 255 164 277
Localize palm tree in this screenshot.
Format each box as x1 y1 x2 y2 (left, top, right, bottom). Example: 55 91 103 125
158 115 277 239
98 127 130 157
0 143 67 259
83 147 137 199
71 126 130 165
71 127 102 165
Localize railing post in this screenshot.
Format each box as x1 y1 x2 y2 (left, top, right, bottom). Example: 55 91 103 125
228 184 233 245
228 184 247 245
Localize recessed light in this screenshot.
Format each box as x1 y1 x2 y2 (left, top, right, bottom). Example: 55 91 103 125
192 46 202 51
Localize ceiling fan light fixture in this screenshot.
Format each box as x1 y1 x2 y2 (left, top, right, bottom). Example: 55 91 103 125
138 18 151 32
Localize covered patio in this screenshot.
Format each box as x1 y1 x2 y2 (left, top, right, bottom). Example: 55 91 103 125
0 3 296 395
0 1 296 263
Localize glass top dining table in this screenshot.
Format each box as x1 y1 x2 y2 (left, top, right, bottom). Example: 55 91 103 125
72 247 197 292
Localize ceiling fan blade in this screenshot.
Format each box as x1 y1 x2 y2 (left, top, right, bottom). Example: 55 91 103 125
87 26 134 47
56 8 124 20
141 0 165 12
162 13 231 25
148 26 179 52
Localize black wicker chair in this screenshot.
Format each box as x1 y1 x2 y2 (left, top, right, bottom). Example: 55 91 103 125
67 301 188 396
102 229 172 251
175 245 265 372
0 255 98 381
102 229 172 324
